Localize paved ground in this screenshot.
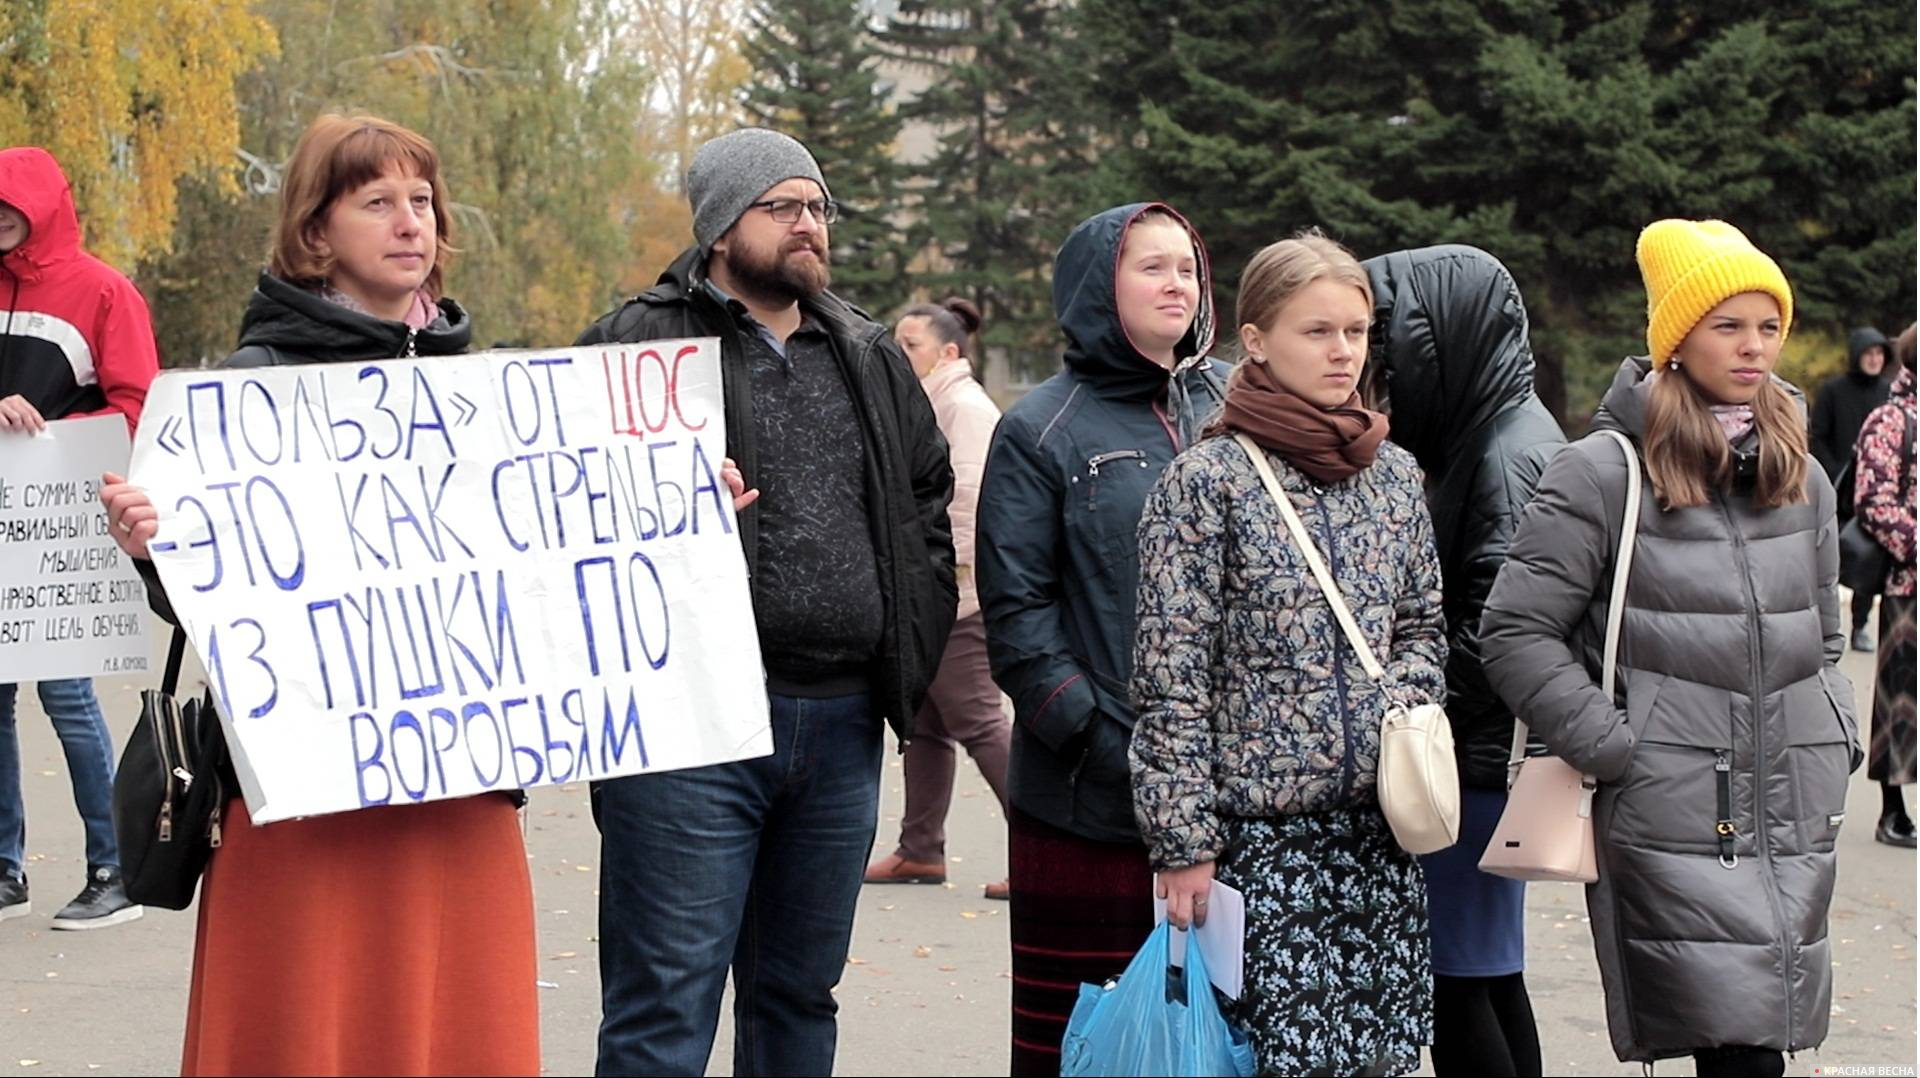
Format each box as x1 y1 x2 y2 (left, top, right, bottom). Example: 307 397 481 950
0 614 1913 1076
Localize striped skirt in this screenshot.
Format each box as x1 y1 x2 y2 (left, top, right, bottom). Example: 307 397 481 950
1008 808 1154 1077
1871 593 1916 785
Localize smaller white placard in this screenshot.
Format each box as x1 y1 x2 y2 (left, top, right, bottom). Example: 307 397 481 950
0 414 150 682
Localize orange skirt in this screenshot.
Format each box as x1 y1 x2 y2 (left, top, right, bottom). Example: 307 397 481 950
180 795 540 1076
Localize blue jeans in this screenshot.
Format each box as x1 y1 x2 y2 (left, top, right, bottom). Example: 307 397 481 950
594 692 883 1077
0 679 120 875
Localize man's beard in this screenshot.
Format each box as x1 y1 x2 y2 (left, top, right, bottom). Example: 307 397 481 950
722 235 831 305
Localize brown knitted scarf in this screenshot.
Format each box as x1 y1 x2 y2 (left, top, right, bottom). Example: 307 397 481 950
1205 358 1388 483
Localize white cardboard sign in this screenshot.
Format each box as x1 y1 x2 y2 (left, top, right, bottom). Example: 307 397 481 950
0 414 151 682
129 340 771 822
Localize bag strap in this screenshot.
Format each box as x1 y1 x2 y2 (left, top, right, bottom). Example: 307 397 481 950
1232 434 1387 682
1900 412 1915 502
1505 430 1642 779
162 627 187 697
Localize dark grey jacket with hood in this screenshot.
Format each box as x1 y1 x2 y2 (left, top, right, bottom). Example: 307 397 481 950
1363 245 1566 791
976 203 1227 843
1810 326 1892 513
1480 357 1861 1063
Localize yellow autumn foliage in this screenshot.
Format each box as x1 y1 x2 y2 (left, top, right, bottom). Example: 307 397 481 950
0 0 277 270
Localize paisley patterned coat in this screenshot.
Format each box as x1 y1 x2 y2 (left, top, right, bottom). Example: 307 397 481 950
1128 434 1448 870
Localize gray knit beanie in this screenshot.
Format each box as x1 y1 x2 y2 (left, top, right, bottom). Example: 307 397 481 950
687 129 831 254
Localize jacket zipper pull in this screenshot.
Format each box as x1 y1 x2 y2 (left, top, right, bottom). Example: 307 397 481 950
208 802 223 849
402 327 419 358
1714 750 1738 869
158 799 174 843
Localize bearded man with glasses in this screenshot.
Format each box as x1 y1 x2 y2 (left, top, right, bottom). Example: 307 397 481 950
576 128 958 1077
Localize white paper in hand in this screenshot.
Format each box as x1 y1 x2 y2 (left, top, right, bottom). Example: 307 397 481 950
1151 880 1245 1000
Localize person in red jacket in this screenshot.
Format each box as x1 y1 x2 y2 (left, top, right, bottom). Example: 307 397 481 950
0 146 159 930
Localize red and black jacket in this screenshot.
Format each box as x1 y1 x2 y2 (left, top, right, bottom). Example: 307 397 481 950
0 147 159 432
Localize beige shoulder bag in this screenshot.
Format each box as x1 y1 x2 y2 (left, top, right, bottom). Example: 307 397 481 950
1478 429 1640 883
1234 434 1460 854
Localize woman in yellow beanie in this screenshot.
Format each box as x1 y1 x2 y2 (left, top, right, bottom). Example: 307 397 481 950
1480 219 1858 1076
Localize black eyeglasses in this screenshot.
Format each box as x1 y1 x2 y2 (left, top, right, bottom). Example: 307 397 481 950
748 197 839 225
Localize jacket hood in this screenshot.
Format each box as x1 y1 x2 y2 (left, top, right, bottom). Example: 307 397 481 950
1363 244 1537 473
1592 355 1806 443
1053 203 1216 401
0 148 83 281
1847 326 1890 379
236 271 471 360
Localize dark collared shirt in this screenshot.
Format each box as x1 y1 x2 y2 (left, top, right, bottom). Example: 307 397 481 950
709 284 884 695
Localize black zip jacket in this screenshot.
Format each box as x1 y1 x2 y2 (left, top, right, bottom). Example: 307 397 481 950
575 247 957 740
976 203 1226 843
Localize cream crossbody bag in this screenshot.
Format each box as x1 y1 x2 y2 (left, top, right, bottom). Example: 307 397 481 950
1234 434 1460 854
1477 429 1640 883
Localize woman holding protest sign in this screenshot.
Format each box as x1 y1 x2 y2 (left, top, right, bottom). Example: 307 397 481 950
99 112 541 1078
101 112 756 1078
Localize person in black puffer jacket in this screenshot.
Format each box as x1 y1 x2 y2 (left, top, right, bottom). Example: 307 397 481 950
1363 245 1564 1076
976 202 1226 1076
1811 326 1892 650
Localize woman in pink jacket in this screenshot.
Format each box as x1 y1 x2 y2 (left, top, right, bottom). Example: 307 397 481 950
865 298 1013 899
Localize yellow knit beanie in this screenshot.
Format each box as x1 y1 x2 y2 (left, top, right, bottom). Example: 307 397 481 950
1635 219 1793 368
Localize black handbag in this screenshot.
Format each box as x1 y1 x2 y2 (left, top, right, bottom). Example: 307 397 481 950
111 628 231 910
1839 413 1914 597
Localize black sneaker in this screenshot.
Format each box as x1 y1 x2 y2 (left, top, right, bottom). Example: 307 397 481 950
49 866 143 930
0 872 25 922
1852 627 1876 653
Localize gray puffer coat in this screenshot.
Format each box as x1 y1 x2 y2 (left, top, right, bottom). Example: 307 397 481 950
1481 356 1861 1064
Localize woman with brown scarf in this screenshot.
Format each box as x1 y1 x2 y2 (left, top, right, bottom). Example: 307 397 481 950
1130 231 1447 1076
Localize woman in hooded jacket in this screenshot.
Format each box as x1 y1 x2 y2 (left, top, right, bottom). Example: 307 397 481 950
1131 232 1446 1076
1811 326 1892 650
1480 219 1860 1078
975 203 1227 1076
1360 244 1561 1076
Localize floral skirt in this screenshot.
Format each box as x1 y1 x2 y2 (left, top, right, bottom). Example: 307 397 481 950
1216 808 1432 1077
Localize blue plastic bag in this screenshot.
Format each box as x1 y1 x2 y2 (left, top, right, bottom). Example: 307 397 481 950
1059 920 1257 1076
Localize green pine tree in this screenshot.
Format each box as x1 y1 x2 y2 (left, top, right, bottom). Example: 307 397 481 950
882 0 1119 382
740 0 911 317
1075 0 1916 422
